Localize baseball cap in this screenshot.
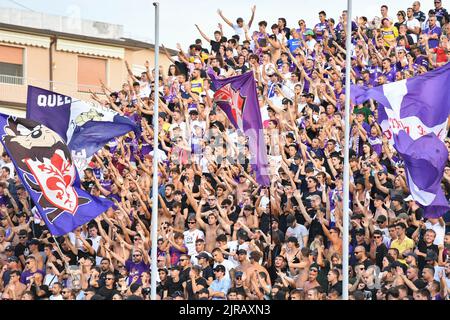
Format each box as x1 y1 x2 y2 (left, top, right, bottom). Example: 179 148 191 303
214 264 226 273
286 132 295 140
236 249 247 255
404 251 418 261
7 256 19 263
170 265 182 272
28 238 40 246
376 215 387 223
5 245 14 252
193 58 202 64
404 195 414 202
158 112 167 119
235 271 244 278
304 30 314 36
391 195 404 203
196 252 210 260
397 213 409 220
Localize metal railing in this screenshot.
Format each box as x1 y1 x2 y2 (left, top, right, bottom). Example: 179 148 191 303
0 74 106 105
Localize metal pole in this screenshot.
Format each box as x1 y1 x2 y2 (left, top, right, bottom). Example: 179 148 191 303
342 0 353 301
150 1 160 301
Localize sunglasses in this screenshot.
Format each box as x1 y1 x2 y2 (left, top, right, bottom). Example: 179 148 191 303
188 221 196 224
133 254 142 257
106 278 115 280
374 236 381 239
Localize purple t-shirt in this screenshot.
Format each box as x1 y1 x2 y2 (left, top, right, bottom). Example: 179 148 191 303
125 259 150 285
20 269 45 284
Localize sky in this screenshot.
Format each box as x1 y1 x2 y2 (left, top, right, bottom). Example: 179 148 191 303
0 0 437 51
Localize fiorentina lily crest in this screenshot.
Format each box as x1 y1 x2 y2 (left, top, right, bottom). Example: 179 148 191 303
214 83 247 129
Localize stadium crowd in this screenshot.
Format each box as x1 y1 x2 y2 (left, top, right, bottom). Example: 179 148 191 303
1 1 450 301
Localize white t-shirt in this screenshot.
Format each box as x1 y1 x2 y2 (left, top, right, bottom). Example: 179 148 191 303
213 259 235 280
306 38 317 52
286 224 309 248
406 18 421 43
89 235 102 265
232 24 246 41
49 294 63 300
149 149 168 162
425 221 445 246
183 229 205 256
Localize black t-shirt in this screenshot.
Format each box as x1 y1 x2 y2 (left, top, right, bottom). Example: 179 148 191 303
375 243 388 269
30 283 50 300
180 267 191 283
371 180 393 198
210 40 221 54
417 240 439 270
14 243 28 261
328 281 343 296
82 180 95 193
165 277 184 297
185 277 208 300
201 266 215 282
97 286 119 300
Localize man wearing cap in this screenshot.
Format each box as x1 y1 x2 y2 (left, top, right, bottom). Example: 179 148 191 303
391 195 406 217
196 251 214 285
211 248 235 281
285 214 308 249
234 249 251 274
303 29 317 52
405 195 424 221
164 266 184 298
184 265 208 300
209 264 231 300
0 255 20 287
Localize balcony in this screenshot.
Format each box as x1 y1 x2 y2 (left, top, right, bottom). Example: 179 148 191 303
0 74 105 110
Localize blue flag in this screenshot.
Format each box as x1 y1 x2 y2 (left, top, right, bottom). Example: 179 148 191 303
26 86 140 158
350 63 450 218
0 114 112 235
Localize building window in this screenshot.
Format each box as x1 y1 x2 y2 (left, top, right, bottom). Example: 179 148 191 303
77 56 106 93
0 45 24 85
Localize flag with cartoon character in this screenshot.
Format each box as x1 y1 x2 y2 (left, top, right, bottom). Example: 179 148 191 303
26 86 140 158
0 114 112 235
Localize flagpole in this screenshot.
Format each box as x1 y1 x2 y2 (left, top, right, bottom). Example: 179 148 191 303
342 0 353 301
150 1 160 301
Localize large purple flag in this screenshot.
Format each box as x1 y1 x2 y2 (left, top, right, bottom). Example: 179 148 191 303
208 70 270 185
26 86 140 158
350 63 450 218
0 114 112 235
393 131 449 218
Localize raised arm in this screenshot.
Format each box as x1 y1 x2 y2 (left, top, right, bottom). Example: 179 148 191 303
217 9 234 28
194 24 211 43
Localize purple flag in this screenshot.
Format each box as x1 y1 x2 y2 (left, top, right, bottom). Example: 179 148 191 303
26 86 140 158
394 131 449 218
0 114 112 235
350 63 450 218
208 70 270 186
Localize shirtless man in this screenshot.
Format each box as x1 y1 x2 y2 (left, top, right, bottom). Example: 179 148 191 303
303 265 321 292
196 201 226 253
4 270 26 300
